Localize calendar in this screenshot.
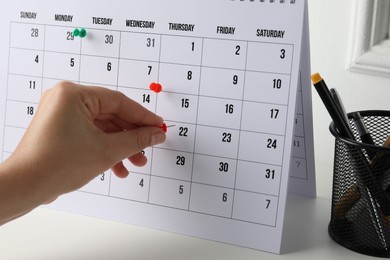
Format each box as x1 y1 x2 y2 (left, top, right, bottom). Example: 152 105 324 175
0 0 315 254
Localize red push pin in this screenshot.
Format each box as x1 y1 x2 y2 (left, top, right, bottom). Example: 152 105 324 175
159 123 175 133
149 82 162 93
160 123 167 133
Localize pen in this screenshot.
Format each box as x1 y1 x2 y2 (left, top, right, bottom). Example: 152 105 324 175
330 88 349 124
352 112 376 159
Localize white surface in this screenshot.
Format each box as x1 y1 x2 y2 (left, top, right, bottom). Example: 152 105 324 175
4 0 390 258
0 196 379 260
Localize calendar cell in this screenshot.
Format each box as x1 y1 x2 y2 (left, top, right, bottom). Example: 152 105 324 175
195 126 239 158
235 161 281 196
244 72 290 105
295 88 303 115
5 100 36 128
7 74 42 103
149 176 190 210
122 148 152 175
156 123 196 153
202 39 247 70
79 170 110 195
241 102 287 135
158 63 200 95
79 56 119 86
294 114 304 137
109 172 150 202
151 149 193 181
246 42 293 74
291 136 306 158
118 87 156 112
120 32 160 61
43 52 80 81
192 154 236 188
197 96 242 129
3 126 25 153
118 59 159 89
80 29 120 58
9 48 43 77
189 183 234 218
232 191 278 226
160 35 202 65
155 93 198 123
44 25 81 54
10 23 44 50
289 158 307 179
199 67 244 100
238 132 284 165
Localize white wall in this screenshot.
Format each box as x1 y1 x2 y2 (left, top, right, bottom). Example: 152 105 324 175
308 0 390 198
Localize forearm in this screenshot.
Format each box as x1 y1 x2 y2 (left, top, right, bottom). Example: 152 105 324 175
0 158 50 225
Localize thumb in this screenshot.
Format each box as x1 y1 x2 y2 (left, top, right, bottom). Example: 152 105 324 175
107 126 166 161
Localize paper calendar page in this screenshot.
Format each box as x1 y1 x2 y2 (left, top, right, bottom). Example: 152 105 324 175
0 0 312 254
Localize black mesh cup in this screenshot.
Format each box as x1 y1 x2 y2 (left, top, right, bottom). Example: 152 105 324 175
329 110 390 257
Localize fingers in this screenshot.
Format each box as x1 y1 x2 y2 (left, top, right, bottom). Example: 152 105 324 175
106 126 166 163
112 161 129 178
112 153 147 178
79 86 164 127
128 152 148 167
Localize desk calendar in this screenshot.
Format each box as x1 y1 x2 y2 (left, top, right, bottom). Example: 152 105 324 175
0 0 315 254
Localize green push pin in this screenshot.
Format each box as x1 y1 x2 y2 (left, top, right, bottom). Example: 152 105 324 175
73 28 87 38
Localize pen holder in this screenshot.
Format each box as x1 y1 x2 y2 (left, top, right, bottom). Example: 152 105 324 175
329 110 390 257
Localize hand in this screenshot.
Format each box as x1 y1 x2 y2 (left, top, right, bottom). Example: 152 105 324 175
0 81 166 223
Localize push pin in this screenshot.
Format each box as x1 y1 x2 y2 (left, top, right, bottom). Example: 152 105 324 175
149 82 162 93
73 28 87 38
160 123 175 133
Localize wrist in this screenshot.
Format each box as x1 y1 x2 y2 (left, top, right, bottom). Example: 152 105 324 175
0 156 53 223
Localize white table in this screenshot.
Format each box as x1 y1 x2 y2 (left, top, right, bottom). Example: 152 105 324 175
0 195 379 259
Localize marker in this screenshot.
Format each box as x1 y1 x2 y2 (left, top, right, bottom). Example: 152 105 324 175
311 73 354 139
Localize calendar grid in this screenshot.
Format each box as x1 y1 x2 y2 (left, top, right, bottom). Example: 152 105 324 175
4 20 299 227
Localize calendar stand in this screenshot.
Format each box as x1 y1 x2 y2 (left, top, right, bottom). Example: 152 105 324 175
0 0 315 254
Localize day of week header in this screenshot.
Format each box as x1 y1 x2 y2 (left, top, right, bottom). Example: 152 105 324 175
54 14 73 22
20 11 37 19
257 29 285 38
126 20 155 29
169 23 195 32
92 17 113 25
217 26 235 35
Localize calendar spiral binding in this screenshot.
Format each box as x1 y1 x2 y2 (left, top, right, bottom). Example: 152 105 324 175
329 110 390 257
227 0 296 4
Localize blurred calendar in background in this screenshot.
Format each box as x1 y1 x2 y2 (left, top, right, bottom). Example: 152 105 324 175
0 0 315 254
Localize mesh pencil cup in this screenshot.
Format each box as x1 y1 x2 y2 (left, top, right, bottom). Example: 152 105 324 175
329 110 390 257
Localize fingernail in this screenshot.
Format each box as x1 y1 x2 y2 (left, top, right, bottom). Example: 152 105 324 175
151 130 166 146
